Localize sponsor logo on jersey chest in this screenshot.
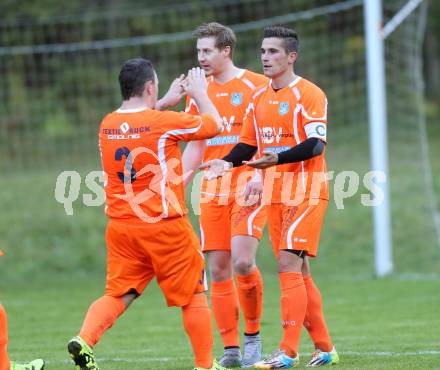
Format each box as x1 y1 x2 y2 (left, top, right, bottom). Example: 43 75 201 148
206 135 239 146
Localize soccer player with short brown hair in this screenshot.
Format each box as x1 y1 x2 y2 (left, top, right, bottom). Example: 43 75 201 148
201 26 339 368
183 22 268 367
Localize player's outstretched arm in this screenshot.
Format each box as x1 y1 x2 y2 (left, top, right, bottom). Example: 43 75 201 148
183 67 222 133
245 138 325 169
223 142 257 167
155 74 186 111
182 140 206 186
198 142 257 179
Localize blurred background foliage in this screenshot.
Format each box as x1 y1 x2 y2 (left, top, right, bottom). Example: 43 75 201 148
0 0 438 172
0 0 438 279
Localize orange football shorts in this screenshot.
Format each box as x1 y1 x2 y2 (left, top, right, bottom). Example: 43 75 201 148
267 199 328 257
105 215 206 307
199 196 266 251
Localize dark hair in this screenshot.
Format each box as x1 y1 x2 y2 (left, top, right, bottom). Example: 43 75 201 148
119 58 155 100
193 22 237 58
263 26 299 53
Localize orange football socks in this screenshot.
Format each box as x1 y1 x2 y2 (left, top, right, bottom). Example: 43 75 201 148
182 293 213 369
79 295 126 347
303 275 333 352
236 267 263 335
210 279 240 348
0 304 9 370
279 272 307 358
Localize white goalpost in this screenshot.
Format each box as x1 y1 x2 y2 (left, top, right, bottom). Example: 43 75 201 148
364 0 393 276
364 0 438 277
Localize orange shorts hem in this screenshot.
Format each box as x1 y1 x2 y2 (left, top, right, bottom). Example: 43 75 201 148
200 199 266 251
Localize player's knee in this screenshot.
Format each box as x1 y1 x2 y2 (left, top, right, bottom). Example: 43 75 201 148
209 264 232 281
208 253 232 281
233 257 254 275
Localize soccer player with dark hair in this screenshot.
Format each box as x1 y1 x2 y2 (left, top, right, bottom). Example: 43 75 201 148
200 26 339 368
67 58 227 370
183 22 268 368
0 250 45 370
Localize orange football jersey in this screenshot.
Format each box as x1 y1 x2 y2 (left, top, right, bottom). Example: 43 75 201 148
99 108 218 222
186 69 268 196
240 76 329 203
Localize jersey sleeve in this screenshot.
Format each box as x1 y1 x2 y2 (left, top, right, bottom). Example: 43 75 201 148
185 95 200 116
239 100 258 147
166 111 218 142
301 86 328 142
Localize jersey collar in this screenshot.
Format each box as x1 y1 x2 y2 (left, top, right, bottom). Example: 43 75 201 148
116 107 149 113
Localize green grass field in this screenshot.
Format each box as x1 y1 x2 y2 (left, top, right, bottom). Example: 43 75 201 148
1 122 440 369
1 274 440 369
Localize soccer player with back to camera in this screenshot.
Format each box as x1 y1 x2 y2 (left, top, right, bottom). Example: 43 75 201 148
200 26 339 368
183 22 268 368
0 250 45 370
67 58 228 370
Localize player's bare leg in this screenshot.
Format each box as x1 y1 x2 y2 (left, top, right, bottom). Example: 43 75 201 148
231 235 258 275
231 235 263 367
207 250 242 367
